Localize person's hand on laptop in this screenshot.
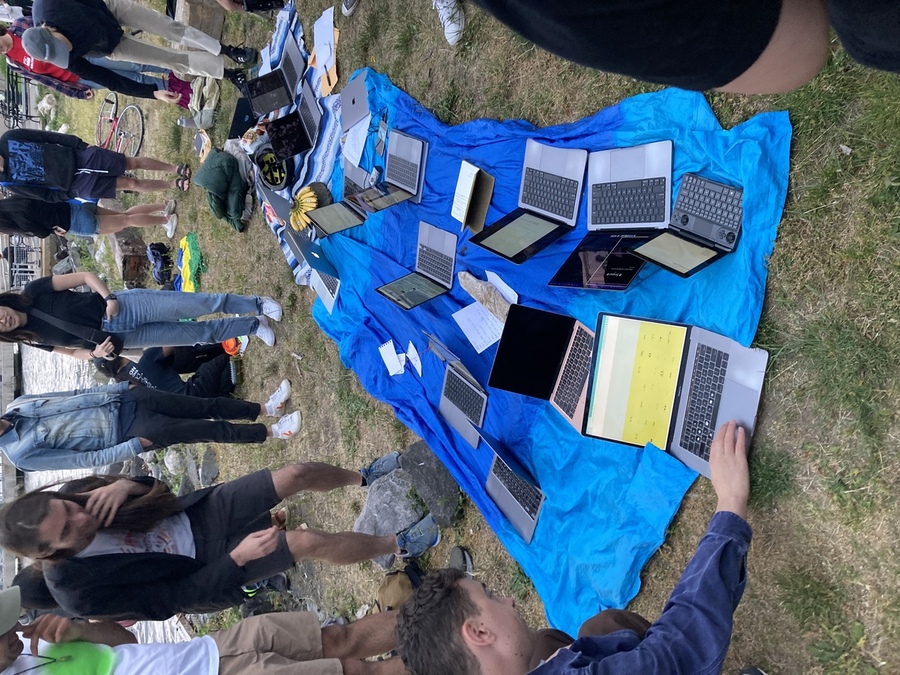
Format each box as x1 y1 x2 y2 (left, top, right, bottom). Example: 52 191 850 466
710 420 750 520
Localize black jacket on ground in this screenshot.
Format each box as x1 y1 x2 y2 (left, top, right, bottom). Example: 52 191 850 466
0 197 70 237
0 128 87 202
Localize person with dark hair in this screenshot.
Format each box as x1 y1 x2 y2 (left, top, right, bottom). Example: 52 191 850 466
0 271 280 357
0 378 300 471
397 420 752 675
471 0 900 94
0 457 441 621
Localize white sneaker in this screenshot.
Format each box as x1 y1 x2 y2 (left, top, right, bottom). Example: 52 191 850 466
163 199 177 217
264 379 291 417
253 315 276 347
433 0 465 46
271 411 301 439
341 0 359 16
259 296 283 321
164 214 178 239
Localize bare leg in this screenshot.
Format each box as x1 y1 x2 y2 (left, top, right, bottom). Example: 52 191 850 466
98 213 168 233
322 611 399 660
125 203 167 215
271 462 363 499
125 156 179 173
285 528 399 564
116 176 178 193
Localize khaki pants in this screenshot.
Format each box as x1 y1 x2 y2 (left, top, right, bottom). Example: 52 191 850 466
103 0 225 78
212 613 344 675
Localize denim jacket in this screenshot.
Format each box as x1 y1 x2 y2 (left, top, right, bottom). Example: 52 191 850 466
0 382 143 471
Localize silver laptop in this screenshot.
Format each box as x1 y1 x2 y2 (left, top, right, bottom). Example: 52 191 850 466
583 314 768 477
477 427 545 544
246 37 306 116
376 222 457 310
424 331 487 448
385 130 428 204
340 74 369 132
588 140 673 231
519 138 588 228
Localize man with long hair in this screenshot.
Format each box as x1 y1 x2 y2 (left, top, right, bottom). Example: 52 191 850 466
0 456 440 621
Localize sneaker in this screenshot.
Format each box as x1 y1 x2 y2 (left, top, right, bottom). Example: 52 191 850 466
360 451 400 486
224 68 248 91
447 545 474 577
432 0 465 46
259 296 283 321
163 214 178 239
397 514 440 559
222 44 259 65
271 411 301 439
254 315 276 347
162 198 177 217
263 572 291 593
341 0 359 16
264 379 291 416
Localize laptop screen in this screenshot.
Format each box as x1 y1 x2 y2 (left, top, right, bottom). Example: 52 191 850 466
584 315 687 448
631 231 716 276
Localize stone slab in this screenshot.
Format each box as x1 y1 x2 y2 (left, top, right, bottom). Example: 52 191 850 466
400 440 462 527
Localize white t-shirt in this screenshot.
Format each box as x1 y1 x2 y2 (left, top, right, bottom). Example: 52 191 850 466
76 513 196 558
2 635 218 675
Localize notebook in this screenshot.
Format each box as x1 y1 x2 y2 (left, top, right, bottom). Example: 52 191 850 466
424 331 488 448
246 37 306 116
583 314 768 477
549 230 652 291
266 81 322 161
587 140 673 231
385 129 429 204
471 139 587 264
489 304 595 430
476 427 545 544
376 222 457 310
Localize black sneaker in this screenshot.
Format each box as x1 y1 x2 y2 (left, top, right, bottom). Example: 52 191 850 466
222 44 259 65
224 68 248 91
447 546 474 577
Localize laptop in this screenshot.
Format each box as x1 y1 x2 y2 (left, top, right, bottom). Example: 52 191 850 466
385 129 429 204
489 304 595 430
340 74 369 132
583 313 768 477
476 427 545 544
471 139 587 264
246 37 306 116
227 97 257 139
266 81 322 161
424 331 488 448
587 140 673 231
548 230 652 292
376 221 457 310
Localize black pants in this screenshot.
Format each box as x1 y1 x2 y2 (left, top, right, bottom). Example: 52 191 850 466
185 354 235 399
828 0 900 72
123 387 267 448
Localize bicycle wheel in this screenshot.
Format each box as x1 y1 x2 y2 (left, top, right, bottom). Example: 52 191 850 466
114 104 144 157
95 92 118 147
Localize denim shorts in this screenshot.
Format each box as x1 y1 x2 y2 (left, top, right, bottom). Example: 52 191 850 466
68 202 100 236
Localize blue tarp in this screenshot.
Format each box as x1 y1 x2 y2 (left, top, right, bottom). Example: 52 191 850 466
261 13 791 634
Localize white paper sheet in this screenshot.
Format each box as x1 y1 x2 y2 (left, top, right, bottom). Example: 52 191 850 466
485 271 519 304
406 341 422 376
453 303 504 354
451 160 480 223
342 113 371 168
378 340 404 375
313 7 336 75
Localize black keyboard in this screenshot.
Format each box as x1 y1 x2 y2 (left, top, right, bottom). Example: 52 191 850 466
521 167 579 220
491 456 543 519
444 368 486 425
417 244 453 286
552 326 593 419
591 177 667 225
299 99 317 139
679 344 729 460
672 174 742 250
386 155 419 190
318 271 339 296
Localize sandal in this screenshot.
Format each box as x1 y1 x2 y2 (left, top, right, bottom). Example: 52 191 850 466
176 163 192 180
175 176 191 192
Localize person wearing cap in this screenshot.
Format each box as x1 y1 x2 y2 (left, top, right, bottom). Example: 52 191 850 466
0 585 408 675
24 0 257 88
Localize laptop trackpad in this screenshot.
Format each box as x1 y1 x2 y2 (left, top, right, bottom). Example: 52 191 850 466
716 381 758 436
610 149 644 181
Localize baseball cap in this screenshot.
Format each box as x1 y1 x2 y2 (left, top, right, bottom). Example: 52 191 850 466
0 586 22 635
21 27 70 69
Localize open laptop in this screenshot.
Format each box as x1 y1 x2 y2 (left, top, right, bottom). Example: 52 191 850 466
424 331 488 448
385 129 429 204
266 81 323 161
471 139 587 264
476 427 545 544
246 37 306 116
376 222 457 310
489 304 595 430
583 314 768 477
587 140 673 231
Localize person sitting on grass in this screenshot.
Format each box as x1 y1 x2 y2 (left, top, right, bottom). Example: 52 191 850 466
0 128 193 201
397 420 752 674
0 585 407 675
0 454 440 621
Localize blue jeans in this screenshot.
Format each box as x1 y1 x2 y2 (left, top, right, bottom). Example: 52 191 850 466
102 290 260 348
80 56 169 90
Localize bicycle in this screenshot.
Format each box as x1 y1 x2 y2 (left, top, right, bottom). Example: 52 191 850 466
95 92 144 157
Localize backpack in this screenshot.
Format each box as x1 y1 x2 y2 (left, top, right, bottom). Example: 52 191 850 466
373 562 424 613
147 242 173 285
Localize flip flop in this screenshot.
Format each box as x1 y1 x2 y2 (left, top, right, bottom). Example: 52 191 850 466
176 163 192 180
175 176 191 192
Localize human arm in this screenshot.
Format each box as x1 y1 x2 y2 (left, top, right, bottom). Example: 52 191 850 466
2 128 88 151
22 615 137 655
84 477 151 526
49 272 119 318
5 62 94 100
67 58 159 100
6 436 145 471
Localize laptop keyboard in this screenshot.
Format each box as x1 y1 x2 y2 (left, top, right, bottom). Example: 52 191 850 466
386 155 419 190
491 456 543 519
318 271 339 296
679 344 729 460
674 173 742 234
444 368 486 425
299 99 317 140
521 167 579 220
552 325 594 419
591 178 667 225
417 244 453 286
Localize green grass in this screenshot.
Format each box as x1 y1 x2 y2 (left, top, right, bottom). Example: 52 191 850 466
748 442 797 509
